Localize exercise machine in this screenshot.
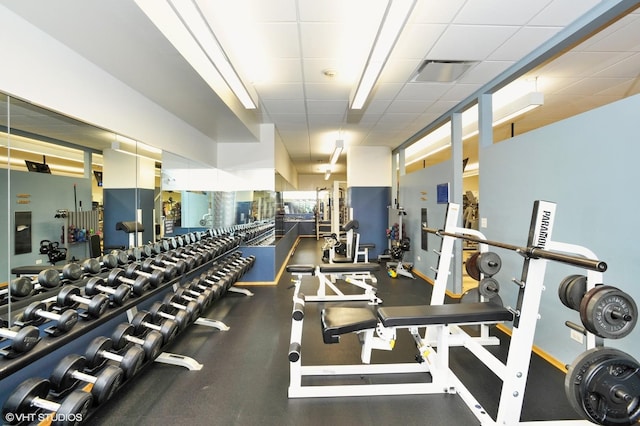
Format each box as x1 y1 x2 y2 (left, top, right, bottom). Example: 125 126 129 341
385 208 414 279
287 200 638 425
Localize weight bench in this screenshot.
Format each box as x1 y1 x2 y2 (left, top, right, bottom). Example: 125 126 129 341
287 263 381 304
288 295 514 399
355 242 375 263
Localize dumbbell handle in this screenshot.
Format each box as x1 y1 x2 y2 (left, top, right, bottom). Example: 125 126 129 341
71 370 98 384
98 349 124 363
31 396 62 412
118 275 137 286
0 327 19 340
70 294 93 305
139 319 162 333
35 309 61 321
124 334 146 346
169 301 188 310
155 311 174 321
134 269 154 279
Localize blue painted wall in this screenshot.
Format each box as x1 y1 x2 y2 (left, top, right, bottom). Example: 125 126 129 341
347 186 391 259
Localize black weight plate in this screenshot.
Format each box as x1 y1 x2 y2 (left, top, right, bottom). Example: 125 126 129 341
478 277 500 299
465 252 481 281
566 347 640 426
558 274 583 309
563 275 587 311
477 251 502 277
580 285 637 339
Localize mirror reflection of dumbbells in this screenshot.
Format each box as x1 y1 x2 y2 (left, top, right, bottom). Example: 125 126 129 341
19 302 78 336
107 268 150 296
162 293 202 323
140 258 178 281
171 248 204 268
85 336 145 379
7 264 81 300
2 377 92 425
0 324 41 355
149 301 191 332
50 354 123 406
84 277 131 307
130 311 179 344
175 246 211 263
80 253 119 275
111 323 163 362
57 286 110 319
124 263 164 288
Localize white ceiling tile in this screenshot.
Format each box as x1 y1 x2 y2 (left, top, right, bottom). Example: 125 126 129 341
268 113 308 124
396 82 454 101
454 0 551 25
458 61 512 84
307 114 345 126
555 77 631 96
255 83 304 100
258 23 300 58
489 26 562 61
595 52 640 78
251 0 297 22
410 0 467 24
386 100 428 114
530 0 601 26
578 13 640 52
263 58 303 84
304 83 351 100
427 25 520 61
306 100 349 114
261 99 306 114
379 60 422 84
392 23 448 60
439 84 480 102
303 59 363 85
543 51 635 78
371 83 405 100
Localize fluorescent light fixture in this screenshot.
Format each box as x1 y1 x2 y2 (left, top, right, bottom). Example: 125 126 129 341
324 168 332 181
330 140 344 165
350 0 416 109
135 0 256 109
493 92 544 126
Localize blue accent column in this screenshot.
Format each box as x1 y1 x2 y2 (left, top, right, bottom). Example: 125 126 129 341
347 186 391 259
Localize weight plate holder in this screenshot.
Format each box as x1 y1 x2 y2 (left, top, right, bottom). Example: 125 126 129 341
565 347 640 426
579 285 637 339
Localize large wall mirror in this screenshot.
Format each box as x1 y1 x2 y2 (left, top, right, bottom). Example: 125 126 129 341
1 93 278 317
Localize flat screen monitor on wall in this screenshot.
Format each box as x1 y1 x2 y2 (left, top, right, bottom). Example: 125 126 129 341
25 160 51 174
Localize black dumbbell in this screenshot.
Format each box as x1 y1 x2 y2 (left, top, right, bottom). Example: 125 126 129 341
188 278 223 300
154 254 189 275
7 264 81 300
141 258 177 280
162 293 201 322
126 246 142 262
130 311 178 344
84 277 131 306
107 268 149 296
22 302 78 335
80 254 119 274
2 378 92 424
148 301 190 331
111 323 163 361
110 249 129 265
124 263 164 288
85 336 144 379
57 286 110 319
172 248 205 266
174 286 212 308
0 325 40 353
50 354 123 406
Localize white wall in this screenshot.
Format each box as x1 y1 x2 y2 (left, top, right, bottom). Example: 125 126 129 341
0 5 218 164
347 146 392 187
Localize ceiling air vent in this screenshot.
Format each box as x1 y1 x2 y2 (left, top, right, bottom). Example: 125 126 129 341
411 60 475 83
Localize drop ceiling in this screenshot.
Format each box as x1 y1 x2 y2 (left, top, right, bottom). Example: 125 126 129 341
1 0 639 178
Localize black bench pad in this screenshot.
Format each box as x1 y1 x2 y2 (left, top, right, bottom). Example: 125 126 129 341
321 307 378 344
318 262 380 273
286 264 316 275
359 243 375 249
378 303 513 328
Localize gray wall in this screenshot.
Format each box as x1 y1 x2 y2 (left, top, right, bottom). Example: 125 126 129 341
398 94 640 365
